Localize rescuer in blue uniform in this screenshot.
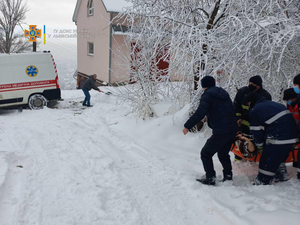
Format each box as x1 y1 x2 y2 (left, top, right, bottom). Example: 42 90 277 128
183 76 238 185
246 92 299 185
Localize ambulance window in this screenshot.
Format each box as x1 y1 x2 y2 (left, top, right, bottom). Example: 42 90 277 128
88 42 94 55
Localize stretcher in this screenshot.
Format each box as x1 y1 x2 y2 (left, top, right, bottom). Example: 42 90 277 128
231 143 299 164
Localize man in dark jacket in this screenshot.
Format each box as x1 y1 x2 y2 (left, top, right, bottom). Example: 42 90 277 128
233 75 272 161
82 74 103 107
183 76 238 185
246 92 299 185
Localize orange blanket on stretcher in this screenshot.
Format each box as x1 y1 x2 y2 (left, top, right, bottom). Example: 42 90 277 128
231 144 299 163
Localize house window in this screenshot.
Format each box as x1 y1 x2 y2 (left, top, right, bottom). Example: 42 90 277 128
112 25 130 33
88 42 94 55
88 0 94 16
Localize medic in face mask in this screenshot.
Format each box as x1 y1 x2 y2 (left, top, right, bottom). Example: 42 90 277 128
294 86 300 95
283 87 299 125
248 82 259 92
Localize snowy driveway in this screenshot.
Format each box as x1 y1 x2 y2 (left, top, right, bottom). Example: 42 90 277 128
0 90 299 225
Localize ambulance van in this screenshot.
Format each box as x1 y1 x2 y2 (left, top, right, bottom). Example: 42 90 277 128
0 52 61 109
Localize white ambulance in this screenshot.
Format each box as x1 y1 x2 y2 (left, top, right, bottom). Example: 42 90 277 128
0 52 61 109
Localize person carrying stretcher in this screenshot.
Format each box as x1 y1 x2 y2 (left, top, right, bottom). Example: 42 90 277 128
233 75 271 161
245 92 299 185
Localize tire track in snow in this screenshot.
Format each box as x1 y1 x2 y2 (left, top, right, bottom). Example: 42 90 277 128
0 154 25 225
0 99 237 225
0 108 144 225
87 115 237 225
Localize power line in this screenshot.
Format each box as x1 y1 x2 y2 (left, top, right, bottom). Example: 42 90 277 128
47 37 77 48
44 40 77 57
46 39 77 53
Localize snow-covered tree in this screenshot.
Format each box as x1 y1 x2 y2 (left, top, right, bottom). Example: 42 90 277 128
114 0 300 118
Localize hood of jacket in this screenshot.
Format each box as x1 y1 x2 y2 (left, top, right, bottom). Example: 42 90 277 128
89 75 96 80
205 86 229 101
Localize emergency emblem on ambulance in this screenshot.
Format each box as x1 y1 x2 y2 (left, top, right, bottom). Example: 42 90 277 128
26 65 39 77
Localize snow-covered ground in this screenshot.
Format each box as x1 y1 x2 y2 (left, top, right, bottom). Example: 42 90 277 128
0 89 299 225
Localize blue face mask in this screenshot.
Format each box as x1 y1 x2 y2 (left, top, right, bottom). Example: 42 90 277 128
294 86 300 94
287 100 292 105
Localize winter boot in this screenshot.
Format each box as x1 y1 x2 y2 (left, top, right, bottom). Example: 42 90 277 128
221 173 233 182
253 174 272 185
196 174 216 186
274 163 289 182
297 172 300 180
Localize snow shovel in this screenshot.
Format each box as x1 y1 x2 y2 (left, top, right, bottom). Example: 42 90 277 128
101 91 112 95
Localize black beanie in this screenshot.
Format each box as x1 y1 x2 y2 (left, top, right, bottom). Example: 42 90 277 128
283 88 298 101
293 74 300 86
249 75 263 87
201 76 215 88
246 92 262 108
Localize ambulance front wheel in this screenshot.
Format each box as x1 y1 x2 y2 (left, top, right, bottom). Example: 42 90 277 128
28 94 48 110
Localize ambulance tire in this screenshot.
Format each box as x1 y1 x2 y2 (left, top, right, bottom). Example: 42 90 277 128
28 94 48 110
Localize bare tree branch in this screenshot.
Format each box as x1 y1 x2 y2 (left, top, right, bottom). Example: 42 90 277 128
0 0 30 53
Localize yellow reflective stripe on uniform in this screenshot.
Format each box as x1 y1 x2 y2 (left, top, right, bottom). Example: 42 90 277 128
241 119 250 127
242 105 249 110
236 113 242 117
255 142 264 147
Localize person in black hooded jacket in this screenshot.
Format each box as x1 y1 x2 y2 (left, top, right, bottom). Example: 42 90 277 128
233 75 272 161
183 76 238 185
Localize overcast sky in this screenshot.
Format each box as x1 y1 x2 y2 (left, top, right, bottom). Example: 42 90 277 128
18 0 78 68
22 0 77 29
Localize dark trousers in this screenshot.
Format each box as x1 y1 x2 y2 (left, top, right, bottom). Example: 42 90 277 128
258 144 293 183
201 132 236 177
82 87 91 106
